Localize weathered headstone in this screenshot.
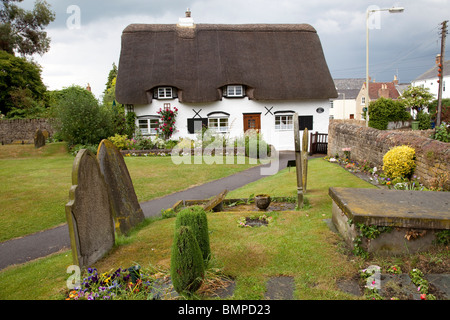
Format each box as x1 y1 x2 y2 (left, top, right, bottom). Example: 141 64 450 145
97 139 145 236
293 113 303 208
65 149 115 268
34 129 45 148
302 128 309 193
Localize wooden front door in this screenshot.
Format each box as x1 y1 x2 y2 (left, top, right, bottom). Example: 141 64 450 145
243 113 261 132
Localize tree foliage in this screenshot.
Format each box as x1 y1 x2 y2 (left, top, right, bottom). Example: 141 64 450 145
53 85 114 147
428 98 450 123
101 62 129 136
368 97 410 130
0 50 47 117
399 85 434 120
0 0 55 56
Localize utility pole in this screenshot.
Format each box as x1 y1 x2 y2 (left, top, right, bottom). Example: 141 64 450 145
436 20 448 127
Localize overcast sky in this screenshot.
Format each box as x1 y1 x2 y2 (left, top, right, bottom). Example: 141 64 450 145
24 0 450 99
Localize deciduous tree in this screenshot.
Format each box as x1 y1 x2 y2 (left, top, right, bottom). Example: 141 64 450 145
0 0 55 56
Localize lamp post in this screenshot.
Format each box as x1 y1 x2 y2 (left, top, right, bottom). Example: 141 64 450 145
365 6 404 127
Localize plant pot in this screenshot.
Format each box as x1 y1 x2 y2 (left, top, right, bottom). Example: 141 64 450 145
255 194 271 210
411 121 419 130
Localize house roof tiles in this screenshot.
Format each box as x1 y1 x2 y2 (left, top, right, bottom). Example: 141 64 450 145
413 60 450 82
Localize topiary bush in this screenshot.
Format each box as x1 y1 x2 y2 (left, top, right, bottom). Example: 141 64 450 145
175 206 211 264
382 145 416 179
170 226 205 296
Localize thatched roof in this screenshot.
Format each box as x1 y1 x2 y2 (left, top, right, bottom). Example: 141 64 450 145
116 24 337 104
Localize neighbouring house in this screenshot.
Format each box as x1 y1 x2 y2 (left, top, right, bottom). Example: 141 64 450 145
411 54 450 100
115 10 337 151
355 80 401 120
330 78 365 120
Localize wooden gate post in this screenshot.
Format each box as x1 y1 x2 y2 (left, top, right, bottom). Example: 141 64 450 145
302 128 309 193
293 113 303 208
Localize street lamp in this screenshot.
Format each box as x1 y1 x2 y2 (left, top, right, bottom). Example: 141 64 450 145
365 6 404 127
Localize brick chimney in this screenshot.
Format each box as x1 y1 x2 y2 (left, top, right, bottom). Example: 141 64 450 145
378 83 390 98
393 75 399 85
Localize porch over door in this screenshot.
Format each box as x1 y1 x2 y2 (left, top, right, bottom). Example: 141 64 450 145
243 113 261 132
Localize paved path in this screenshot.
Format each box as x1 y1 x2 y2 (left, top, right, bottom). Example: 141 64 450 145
0 152 296 270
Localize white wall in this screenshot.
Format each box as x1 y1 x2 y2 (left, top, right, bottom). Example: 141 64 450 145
329 99 357 120
132 97 331 151
412 76 449 99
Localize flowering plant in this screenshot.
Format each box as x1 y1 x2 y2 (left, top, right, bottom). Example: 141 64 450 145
387 265 402 274
382 145 416 179
157 106 178 140
65 266 169 300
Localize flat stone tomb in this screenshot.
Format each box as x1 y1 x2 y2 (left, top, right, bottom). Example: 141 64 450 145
329 187 449 255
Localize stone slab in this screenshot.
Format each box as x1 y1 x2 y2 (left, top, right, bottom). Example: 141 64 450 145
203 189 228 212
329 187 449 230
97 139 145 235
65 149 115 268
264 276 295 300
34 129 45 148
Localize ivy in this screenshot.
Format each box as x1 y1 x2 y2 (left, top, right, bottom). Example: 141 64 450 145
348 220 393 258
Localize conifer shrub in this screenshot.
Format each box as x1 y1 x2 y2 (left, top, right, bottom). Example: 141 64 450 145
382 145 416 179
175 206 211 263
170 226 205 295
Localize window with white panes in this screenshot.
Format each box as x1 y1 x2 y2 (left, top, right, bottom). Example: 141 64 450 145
208 117 229 133
275 115 293 130
138 118 160 135
227 85 244 97
157 87 173 99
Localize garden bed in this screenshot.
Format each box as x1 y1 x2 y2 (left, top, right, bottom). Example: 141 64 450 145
168 197 297 214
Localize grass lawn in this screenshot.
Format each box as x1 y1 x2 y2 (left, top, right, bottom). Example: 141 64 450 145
0 143 257 242
0 157 376 300
1 154 447 300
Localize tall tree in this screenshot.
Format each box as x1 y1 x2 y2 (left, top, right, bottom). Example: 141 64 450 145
0 50 46 117
0 0 55 56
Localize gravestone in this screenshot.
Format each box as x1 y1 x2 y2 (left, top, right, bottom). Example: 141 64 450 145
34 129 45 148
65 149 115 268
97 139 145 236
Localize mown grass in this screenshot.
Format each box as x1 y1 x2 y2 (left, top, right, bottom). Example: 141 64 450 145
0 143 257 242
0 157 378 300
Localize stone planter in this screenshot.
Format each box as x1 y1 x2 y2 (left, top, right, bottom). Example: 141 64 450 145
255 194 271 210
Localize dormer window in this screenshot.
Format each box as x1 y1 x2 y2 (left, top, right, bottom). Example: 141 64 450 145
155 87 177 99
225 85 244 97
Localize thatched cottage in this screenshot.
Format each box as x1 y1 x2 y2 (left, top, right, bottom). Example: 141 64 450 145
116 11 337 151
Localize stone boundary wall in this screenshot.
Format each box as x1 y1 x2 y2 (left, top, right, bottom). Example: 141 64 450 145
0 118 54 144
328 120 450 190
